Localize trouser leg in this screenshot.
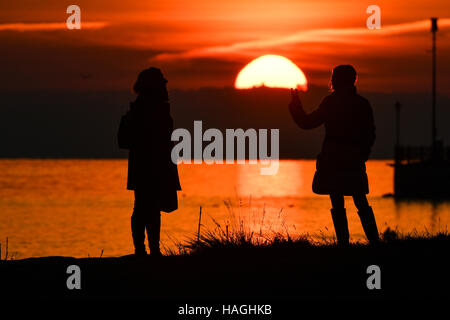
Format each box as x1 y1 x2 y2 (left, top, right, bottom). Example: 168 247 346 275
146 211 161 256
353 194 379 244
329 194 349 245
131 212 147 255
133 190 162 256
131 190 147 255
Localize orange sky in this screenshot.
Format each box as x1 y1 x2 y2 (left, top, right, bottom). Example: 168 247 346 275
1 0 450 94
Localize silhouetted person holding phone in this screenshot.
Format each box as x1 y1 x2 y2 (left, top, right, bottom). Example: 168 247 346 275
118 67 181 256
289 65 379 245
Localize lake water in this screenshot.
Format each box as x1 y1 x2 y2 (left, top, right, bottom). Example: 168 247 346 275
0 159 449 258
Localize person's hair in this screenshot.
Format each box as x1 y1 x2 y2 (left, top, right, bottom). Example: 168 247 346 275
133 67 169 101
329 65 357 91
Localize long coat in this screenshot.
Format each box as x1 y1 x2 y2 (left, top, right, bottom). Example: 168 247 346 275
118 95 181 212
289 87 375 195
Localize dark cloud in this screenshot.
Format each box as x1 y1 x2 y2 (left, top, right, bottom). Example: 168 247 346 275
0 31 162 90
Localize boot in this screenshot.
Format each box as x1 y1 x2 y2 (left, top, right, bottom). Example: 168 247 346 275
330 208 350 245
147 212 161 257
131 214 147 256
357 206 380 244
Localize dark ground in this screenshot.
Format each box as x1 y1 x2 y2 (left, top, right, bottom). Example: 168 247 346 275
0 238 448 303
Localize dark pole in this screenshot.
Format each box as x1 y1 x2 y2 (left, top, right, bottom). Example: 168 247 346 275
395 101 401 147
395 101 401 165
197 206 202 245
431 17 438 157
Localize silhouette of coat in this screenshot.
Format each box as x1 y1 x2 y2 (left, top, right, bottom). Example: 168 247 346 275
289 87 375 195
118 94 181 212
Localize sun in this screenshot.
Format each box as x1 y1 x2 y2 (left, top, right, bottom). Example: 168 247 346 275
235 55 308 91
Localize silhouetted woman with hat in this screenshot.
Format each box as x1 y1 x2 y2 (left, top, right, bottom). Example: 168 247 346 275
118 67 181 256
289 65 379 245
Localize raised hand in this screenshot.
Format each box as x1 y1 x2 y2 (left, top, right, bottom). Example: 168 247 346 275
290 88 300 102
289 88 302 112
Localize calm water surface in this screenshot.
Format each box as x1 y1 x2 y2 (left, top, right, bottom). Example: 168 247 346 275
0 159 448 258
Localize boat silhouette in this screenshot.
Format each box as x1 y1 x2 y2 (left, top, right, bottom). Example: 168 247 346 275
393 18 450 198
